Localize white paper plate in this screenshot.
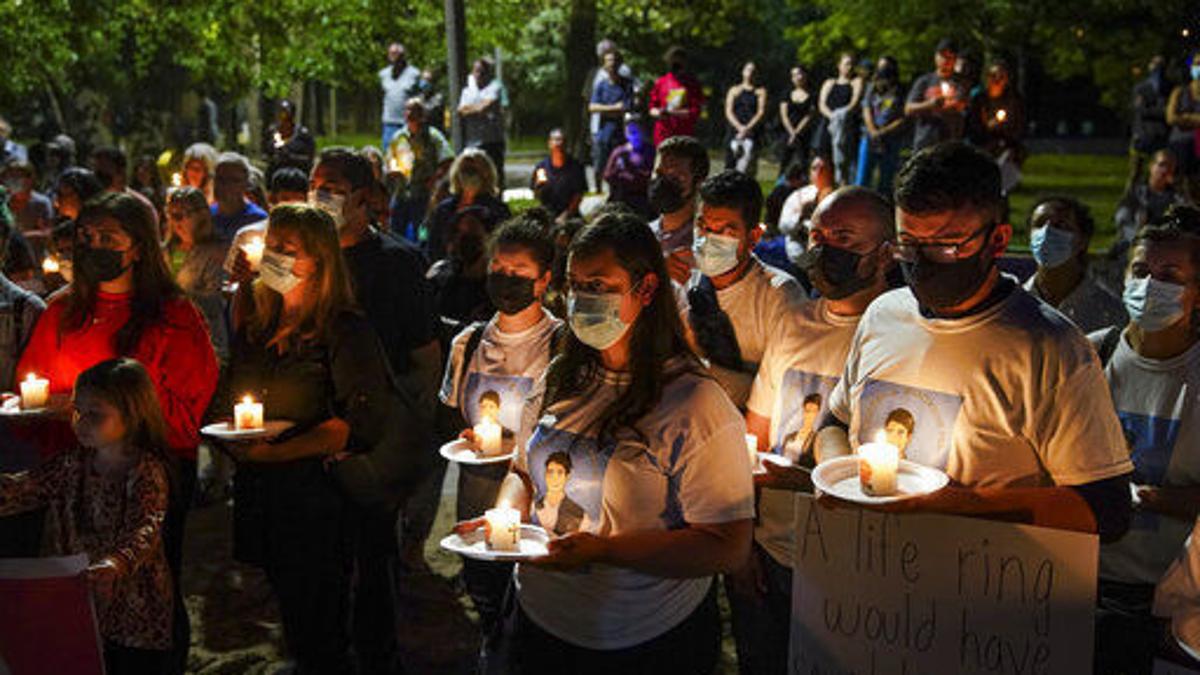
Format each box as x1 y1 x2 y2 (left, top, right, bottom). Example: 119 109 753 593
200 420 294 441
439 438 516 465
811 456 949 505
440 523 550 562
0 403 54 418
753 451 793 475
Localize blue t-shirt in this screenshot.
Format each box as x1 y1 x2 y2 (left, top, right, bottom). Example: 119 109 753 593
591 76 632 138
211 201 268 241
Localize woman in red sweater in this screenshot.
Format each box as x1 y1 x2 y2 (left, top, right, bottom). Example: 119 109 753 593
13 190 217 675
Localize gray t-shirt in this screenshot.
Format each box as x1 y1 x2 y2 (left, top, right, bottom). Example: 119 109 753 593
1023 270 1127 336
380 63 421 125
906 72 968 150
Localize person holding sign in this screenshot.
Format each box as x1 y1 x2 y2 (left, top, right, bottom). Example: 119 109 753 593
1092 206 1200 675
683 170 806 409
816 142 1134 541
648 46 705 147
736 186 897 675
439 210 562 641
462 209 753 672
0 358 172 674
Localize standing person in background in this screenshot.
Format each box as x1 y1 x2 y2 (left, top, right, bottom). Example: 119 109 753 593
386 98 454 241
91 146 160 233
0 200 44 392
424 149 510 261
307 150 443 614
1023 195 1127 334
181 142 218 204
417 69 447 135
163 187 230 364
1128 56 1171 190
904 38 970 151
603 114 655 218
724 62 769 178
648 135 710 285
263 100 316 178
532 129 588 222
379 42 421 153
855 56 906 193
969 59 1027 190
648 46 705 147
2 160 55 245
53 167 105 224
1166 49 1200 202
210 153 268 241
589 47 634 191
459 57 508 188
1115 150 1190 253
130 155 165 216
778 65 816 179
814 53 864 187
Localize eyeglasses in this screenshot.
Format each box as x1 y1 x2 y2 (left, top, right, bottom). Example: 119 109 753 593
894 223 995 264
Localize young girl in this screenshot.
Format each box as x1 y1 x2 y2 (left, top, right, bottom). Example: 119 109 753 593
0 358 174 674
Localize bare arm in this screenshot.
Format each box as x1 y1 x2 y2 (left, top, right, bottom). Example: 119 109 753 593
725 87 742 131
817 80 836 118
888 485 1099 535
745 87 768 132
535 519 753 578
862 103 879 136
780 101 797 136
234 418 351 463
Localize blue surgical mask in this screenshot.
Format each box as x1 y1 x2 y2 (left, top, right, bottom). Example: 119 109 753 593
567 289 631 351
1123 276 1187 332
1030 225 1076 269
693 232 742 277
260 249 302 295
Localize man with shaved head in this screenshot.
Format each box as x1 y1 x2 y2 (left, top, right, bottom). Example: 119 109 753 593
731 185 897 674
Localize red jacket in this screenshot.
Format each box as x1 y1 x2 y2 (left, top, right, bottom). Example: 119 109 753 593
648 71 706 146
15 290 218 460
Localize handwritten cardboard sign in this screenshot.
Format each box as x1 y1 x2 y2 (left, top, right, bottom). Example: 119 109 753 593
790 496 1098 674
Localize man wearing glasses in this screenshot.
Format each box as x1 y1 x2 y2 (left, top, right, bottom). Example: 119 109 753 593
816 142 1134 543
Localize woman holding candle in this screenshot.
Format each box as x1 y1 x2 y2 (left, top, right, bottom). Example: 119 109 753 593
222 203 419 674
13 190 218 674
163 187 230 363
439 209 562 640
465 210 754 673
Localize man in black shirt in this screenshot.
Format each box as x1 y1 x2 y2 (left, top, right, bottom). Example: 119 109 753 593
531 128 588 222
310 147 442 674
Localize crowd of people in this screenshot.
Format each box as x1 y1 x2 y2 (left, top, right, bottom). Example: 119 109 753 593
0 35 1198 675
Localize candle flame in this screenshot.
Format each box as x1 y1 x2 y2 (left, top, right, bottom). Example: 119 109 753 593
171 172 182 188
25 372 37 383
242 394 254 405
995 109 1008 122
42 256 60 274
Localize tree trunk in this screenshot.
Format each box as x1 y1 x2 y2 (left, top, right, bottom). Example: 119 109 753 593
445 0 468 150
563 0 597 160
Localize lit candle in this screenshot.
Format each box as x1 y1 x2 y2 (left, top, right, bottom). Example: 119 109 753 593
171 172 182 188
273 132 285 148
41 256 60 275
233 394 264 431
484 505 521 551
534 167 548 185
473 419 503 456
858 432 900 496
19 373 49 410
940 81 953 98
745 433 759 470
241 236 265 270
995 109 1008 123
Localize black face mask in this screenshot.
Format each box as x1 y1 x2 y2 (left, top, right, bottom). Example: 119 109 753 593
797 244 876 300
648 175 686 215
486 272 537 315
900 234 995 312
76 245 128 282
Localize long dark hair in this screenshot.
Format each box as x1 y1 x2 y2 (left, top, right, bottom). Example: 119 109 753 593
544 209 700 443
61 192 183 354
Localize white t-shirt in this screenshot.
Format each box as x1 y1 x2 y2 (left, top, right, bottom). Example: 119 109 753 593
439 308 562 449
828 282 1132 487
746 299 861 567
1092 330 1200 585
380 63 421 125
514 358 755 650
460 76 506 146
681 257 806 407
1023 270 1127 335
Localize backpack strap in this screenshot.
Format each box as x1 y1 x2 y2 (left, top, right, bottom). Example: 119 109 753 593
1098 325 1122 368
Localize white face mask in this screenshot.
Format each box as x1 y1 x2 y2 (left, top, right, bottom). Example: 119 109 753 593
1123 276 1187 333
567 289 631 351
692 231 742 277
308 189 347 230
260 249 302 295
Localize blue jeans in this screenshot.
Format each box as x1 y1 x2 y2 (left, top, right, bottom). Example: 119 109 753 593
381 123 403 152
725 542 793 675
855 135 901 194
